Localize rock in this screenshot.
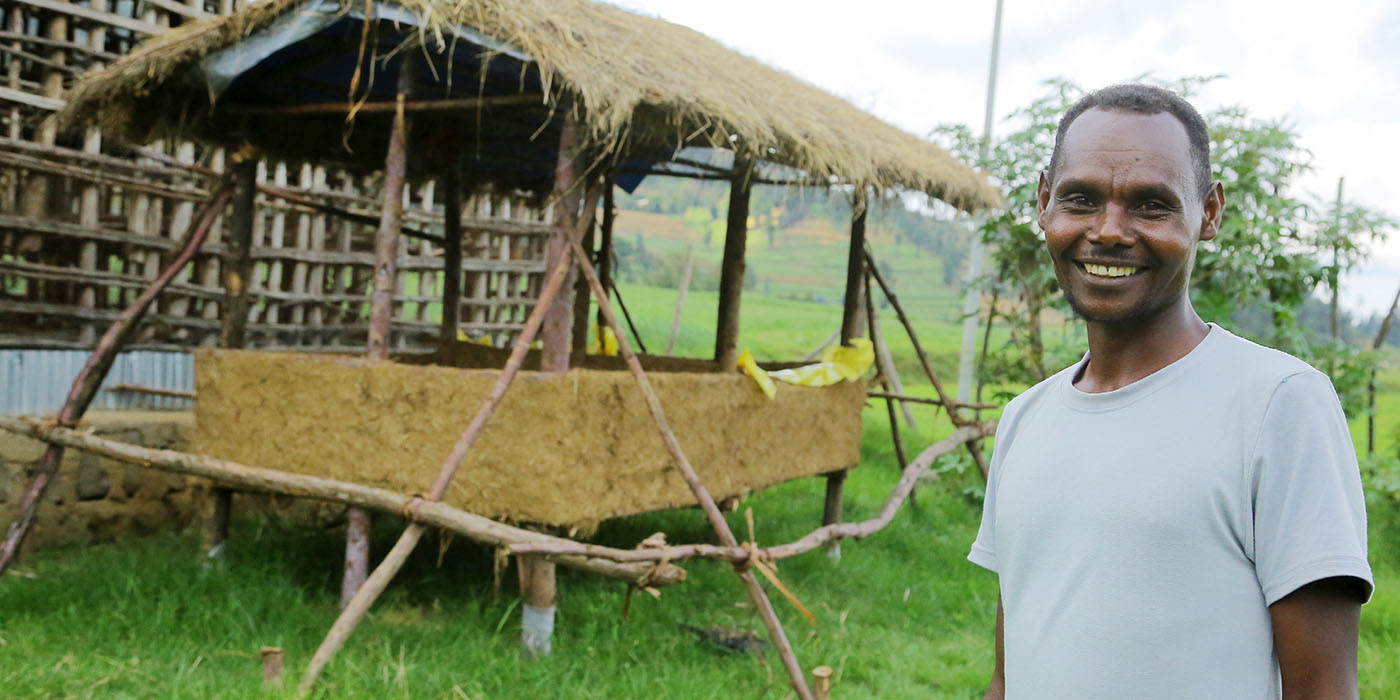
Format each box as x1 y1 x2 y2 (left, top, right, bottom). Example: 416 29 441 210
75 453 110 501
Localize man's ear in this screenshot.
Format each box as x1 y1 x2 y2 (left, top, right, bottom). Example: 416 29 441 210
1036 171 1052 227
1199 181 1225 242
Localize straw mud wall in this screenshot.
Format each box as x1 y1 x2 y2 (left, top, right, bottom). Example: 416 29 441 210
193 350 865 528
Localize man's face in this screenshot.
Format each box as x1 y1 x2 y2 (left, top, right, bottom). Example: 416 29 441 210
1037 108 1224 326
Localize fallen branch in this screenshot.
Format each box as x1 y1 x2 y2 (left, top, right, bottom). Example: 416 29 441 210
0 416 683 587
508 421 995 565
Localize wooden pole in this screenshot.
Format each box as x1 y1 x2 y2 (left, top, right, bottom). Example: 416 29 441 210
812 666 834 700
714 157 754 369
346 52 416 608
665 244 695 355
541 111 582 373
610 279 649 354
0 179 235 576
839 190 867 345
824 189 868 561
565 235 815 700
572 216 596 356
439 159 463 353
867 271 912 509
865 248 964 426
203 156 258 561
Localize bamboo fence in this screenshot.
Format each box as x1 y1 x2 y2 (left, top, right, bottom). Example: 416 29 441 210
1 0 549 353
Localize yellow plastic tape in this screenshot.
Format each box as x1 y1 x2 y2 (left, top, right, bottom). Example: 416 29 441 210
456 329 494 347
587 324 619 356
736 348 776 399
768 338 874 387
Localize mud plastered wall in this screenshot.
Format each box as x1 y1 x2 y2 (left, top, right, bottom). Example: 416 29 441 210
0 413 203 554
194 350 865 529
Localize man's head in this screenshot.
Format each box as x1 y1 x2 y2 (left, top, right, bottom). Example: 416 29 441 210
1050 84 1213 201
1037 84 1225 327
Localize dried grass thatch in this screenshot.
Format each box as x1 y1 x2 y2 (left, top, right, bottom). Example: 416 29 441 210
58 0 999 211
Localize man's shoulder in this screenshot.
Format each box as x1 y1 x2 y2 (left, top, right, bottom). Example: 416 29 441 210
1202 326 1326 391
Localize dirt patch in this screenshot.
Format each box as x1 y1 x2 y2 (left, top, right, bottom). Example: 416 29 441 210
194 349 864 529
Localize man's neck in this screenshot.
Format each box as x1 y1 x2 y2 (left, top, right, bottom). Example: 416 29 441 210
1076 300 1211 393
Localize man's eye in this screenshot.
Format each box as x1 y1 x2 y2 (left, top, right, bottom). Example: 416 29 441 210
1062 194 1093 207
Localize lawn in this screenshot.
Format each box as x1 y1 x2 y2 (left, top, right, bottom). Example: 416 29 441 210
4 279 1400 699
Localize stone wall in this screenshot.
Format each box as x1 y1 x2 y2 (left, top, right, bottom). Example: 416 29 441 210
0 412 203 555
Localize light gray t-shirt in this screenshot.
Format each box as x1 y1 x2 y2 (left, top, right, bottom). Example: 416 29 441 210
969 325 1373 700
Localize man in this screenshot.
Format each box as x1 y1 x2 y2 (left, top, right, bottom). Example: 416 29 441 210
969 84 1373 699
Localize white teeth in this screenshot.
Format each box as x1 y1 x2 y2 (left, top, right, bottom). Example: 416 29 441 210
1084 263 1139 278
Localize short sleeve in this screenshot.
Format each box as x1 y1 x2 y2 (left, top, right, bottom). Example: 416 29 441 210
968 430 1006 573
1250 370 1374 605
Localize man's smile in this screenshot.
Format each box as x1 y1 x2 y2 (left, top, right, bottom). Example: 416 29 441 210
1076 261 1144 279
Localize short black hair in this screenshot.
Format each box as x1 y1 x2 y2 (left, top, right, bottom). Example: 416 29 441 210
1049 83 1212 199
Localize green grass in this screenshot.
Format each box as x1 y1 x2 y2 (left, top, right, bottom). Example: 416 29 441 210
5 412 1400 699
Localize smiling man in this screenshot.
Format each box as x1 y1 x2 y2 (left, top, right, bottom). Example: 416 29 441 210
969 84 1373 699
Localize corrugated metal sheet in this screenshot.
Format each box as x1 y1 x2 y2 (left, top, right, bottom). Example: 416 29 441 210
0 350 194 415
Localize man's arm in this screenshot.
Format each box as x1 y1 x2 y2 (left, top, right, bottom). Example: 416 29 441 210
983 594 1005 700
1269 576 1364 700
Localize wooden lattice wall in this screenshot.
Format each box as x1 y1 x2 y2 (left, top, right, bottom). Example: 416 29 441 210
0 0 549 353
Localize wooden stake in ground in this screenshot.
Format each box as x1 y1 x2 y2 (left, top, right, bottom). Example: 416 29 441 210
665 244 695 355
0 177 235 576
565 233 815 700
341 53 416 608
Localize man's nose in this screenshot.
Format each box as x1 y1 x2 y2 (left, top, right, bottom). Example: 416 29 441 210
1085 204 1135 246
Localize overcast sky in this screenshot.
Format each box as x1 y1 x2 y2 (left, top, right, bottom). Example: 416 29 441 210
611 0 1400 317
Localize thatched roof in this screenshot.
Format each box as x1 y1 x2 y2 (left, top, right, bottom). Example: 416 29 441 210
58 0 999 211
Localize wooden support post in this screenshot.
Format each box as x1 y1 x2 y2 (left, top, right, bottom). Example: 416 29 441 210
220 158 257 348
596 175 616 332
345 52 416 607
571 216 596 356
714 157 753 369
519 109 581 656
840 190 867 345
518 555 557 657
541 111 582 373
823 189 868 561
439 160 463 353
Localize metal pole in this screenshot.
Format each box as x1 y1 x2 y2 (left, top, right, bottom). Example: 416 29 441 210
956 0 1004 404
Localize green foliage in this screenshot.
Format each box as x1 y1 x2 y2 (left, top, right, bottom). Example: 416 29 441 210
1192 108 1318 336
931 79 1081 383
